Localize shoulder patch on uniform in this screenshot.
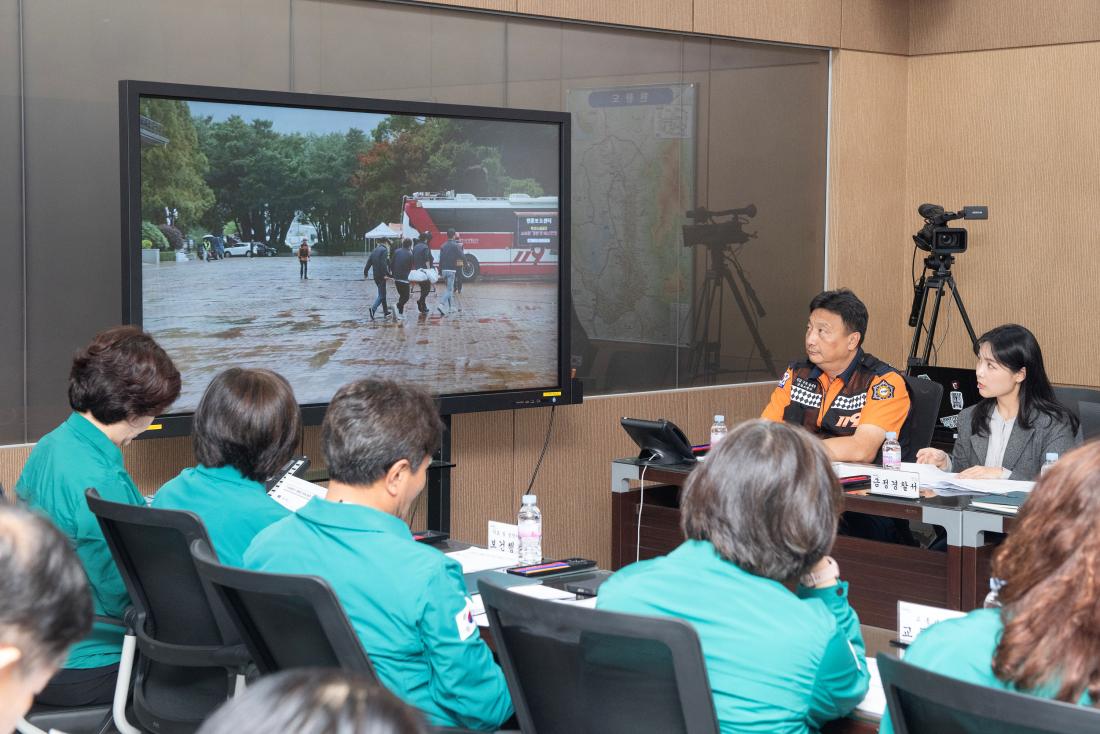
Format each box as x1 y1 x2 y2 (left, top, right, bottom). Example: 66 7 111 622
778 369 791 389
455 596 477 641
871 379 895 401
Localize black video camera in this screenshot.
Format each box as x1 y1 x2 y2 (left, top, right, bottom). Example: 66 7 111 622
912 203 988 255
682 204 757 249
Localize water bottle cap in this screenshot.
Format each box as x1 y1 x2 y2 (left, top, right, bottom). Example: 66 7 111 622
885 431 897 440
714 415 725 423
521 494 536 504
1046 453 1058 461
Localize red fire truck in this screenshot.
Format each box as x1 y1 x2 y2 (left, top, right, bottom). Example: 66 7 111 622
401 192 559 279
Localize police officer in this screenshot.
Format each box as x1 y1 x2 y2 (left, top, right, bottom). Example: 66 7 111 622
243 380 513 731
762 288 910 463
411 232 434 315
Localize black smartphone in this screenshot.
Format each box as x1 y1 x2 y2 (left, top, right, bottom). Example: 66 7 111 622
506 558 597 578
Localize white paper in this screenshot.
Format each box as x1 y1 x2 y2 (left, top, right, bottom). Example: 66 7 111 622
509 584 577 601
267 474 327 512
445 547 517 574
898 462 956 489
897 601 966 644
969 500 1020 515
833 462 876 478
941 477 1034 496
856 657 886 717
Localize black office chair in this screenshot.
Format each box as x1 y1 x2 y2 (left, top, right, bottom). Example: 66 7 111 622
878 653 1100 733
902 374 944 460
479 579 720 734
189 539 377 678
1052 385 1100 419
85 489 251 734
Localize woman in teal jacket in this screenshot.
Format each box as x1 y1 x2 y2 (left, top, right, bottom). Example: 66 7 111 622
16 326 180 706
152 368 300 567
880 440 1100 732
599 419 869 733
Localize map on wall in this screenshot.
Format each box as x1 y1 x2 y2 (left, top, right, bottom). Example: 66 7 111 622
567 83 697 346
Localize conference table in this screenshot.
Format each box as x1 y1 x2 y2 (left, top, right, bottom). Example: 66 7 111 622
610 457 1013 629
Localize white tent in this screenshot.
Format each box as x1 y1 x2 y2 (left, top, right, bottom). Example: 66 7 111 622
364 222 403 239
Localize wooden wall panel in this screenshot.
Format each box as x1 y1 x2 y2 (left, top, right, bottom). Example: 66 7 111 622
451 383 776 567
424 0 517 11
694 0 842 48
517 0 692 32
909 0 1100 56
839 0 909 55
906 42 1100 387
827 50 910 367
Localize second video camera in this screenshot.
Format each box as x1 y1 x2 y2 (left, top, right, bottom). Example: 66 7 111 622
912 203 988 254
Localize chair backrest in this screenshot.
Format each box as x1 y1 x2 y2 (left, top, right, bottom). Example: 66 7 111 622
1078 402 1100 441
1052 385 1100 420
479 580 719 734
85 489 245 733
189 539 378 680
878 653 1100 734
903 375 944 459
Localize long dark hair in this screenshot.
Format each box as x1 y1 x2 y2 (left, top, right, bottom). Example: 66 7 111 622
970 324 1078 437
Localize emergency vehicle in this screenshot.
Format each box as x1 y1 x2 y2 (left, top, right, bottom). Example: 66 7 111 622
401 192 559 280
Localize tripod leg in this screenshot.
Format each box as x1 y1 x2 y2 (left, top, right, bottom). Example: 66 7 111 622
921 278 948 365
690 273 718 382
907 282 932 366
719 264 779 378
946 275 980 352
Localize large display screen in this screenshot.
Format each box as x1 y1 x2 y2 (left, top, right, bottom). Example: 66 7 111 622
120 81 572 432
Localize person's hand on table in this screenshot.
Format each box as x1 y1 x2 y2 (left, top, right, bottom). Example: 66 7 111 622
915 447 949 470
956 465 1008 480
800 555 841 589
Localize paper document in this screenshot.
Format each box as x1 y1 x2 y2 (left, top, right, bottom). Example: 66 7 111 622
446 547 517 574
856 657 885 717
267 473 326 512
942 477 1034 495
509 584 577 601
898 462 956 489
970 500 1020 515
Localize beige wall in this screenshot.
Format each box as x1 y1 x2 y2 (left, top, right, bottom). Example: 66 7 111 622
7 0 1095 566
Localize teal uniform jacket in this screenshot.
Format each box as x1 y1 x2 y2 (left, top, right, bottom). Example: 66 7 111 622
15 413 144 669
878 608 1092 733
151 464 289 567
243 497 513 731
597 540 870 734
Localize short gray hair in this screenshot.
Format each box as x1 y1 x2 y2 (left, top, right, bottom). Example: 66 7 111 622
322 380 442 486
680 419 840 581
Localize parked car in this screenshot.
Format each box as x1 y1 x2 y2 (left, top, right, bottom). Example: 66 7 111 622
224 241 276 257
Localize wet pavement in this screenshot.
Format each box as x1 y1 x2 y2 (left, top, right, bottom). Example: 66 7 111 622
142 255 558 412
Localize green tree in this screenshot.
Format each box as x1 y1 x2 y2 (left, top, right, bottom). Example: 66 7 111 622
139 99 214 228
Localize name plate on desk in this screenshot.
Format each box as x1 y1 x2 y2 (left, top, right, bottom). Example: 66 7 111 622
867 467 920 498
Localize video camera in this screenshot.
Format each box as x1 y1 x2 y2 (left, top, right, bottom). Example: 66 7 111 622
912 203 988 255
682 204 757 249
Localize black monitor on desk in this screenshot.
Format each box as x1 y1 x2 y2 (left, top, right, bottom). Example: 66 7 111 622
907 366 981 445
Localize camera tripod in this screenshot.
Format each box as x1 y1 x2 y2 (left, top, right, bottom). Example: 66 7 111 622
688 243 778 383
907 251 979 367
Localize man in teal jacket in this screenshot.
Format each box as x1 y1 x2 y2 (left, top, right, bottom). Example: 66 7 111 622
244 379 512 731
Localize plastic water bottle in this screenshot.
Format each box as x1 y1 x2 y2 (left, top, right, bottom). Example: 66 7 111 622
983 577 1005 609
710 415 728 449
1041 452 1058 477
882 432 902 470
517 495 542 565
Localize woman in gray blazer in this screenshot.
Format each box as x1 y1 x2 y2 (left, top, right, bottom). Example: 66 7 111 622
917 324 1080 480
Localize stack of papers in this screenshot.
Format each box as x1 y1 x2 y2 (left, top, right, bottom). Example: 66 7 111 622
856 657 885 717
445 547 517 574
839 462 1036 497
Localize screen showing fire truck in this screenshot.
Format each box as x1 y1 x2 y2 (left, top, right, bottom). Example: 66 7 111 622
133 91 562 414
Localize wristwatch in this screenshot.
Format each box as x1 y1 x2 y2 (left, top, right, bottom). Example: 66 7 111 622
800 556 840 588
